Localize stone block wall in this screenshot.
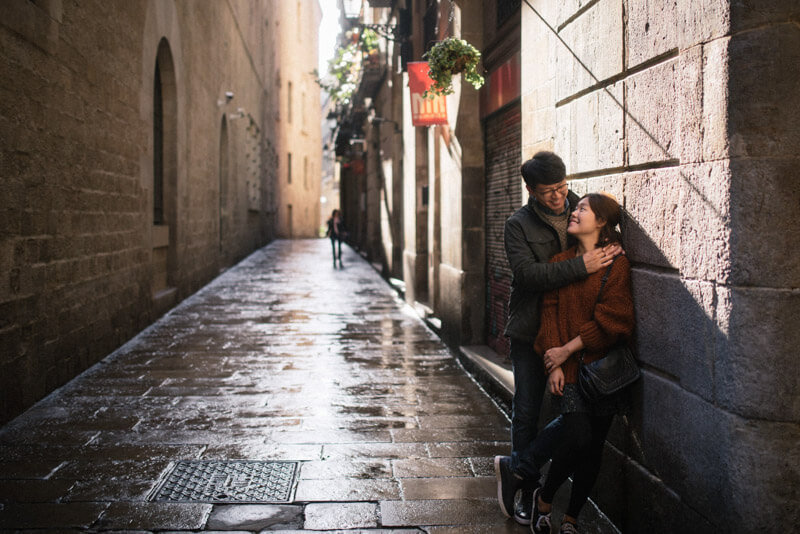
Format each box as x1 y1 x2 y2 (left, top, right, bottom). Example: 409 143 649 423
522 0 799 531
272 0 322 238
0 0 307 424
434 0 486 348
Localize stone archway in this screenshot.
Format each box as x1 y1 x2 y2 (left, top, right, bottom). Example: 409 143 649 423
152 37 178 302
218 114 230 262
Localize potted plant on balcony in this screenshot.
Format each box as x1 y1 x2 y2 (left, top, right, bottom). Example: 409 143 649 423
423 37 485 98
314 29 380 105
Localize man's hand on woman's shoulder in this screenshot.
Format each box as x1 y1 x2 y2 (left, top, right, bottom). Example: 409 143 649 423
582 244 624 274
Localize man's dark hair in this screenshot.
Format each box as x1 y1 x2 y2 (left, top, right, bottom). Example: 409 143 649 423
520 151 566 187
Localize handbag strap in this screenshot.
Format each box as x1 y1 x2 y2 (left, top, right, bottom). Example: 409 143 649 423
580 256 617 364
593 256 617 310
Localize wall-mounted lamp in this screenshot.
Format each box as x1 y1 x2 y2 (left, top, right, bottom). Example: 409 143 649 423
217 91 234 107
342 0 363 20
343 0 399 41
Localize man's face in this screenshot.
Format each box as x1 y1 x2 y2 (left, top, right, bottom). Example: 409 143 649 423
530 180 568 214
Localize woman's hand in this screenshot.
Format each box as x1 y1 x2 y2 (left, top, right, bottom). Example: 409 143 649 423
543 346 570 373
548 367 565 396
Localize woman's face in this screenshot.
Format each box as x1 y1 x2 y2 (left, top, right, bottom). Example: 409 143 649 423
568 197 604 237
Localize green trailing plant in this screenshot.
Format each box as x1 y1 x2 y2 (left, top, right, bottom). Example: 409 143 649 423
422 37 485 99
314 29 380 106
359 28 379 54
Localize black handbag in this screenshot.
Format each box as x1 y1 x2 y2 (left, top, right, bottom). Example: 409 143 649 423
577 259 640 403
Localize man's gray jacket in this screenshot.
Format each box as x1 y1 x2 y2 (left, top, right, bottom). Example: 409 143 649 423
503 192 588 343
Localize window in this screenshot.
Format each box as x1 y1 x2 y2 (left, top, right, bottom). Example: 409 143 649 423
287 81 292 124
287 152 292 184
153 60 164 224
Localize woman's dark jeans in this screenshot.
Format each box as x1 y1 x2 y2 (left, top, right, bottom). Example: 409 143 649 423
539 412 614 518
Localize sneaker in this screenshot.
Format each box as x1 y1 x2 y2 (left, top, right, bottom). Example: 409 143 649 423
514 484 536 525
560 521 579 534
530 487 552 534
494 455 522 518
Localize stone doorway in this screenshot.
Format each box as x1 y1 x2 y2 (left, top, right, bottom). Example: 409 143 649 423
152 37 178 308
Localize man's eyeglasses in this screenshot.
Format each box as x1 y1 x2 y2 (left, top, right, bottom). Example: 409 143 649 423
536 183 568 197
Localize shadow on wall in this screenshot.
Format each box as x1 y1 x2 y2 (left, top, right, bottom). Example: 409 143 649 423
514 2 798 528
584 199 796 533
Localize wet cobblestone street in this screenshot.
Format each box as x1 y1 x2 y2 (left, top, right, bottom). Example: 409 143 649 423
0 239 519 532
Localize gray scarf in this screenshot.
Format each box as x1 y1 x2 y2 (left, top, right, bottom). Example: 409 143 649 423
532 198 569 251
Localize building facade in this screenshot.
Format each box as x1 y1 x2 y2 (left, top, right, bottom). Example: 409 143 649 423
0 0 321 423
274 0 323 238
335 0 799 531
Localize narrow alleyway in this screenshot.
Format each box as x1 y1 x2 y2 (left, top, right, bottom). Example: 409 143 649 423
0 239 520 532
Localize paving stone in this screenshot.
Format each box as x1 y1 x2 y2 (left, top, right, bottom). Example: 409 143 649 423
0 459 66 479
93 502 212 530
399 476 497 500
64 478 157 502
294 478 401 501
392 457 473 478
425 525 520 533
427 441 509 459
299 459 393 479
468 457 496 477
0 479 75 503
379 499 506 526
321 442 429 460
0 502 109 529
205 504 303 530
389 427 509 443
304 502 379 530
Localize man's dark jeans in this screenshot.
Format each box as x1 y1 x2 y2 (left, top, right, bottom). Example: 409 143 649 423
509 337 553 484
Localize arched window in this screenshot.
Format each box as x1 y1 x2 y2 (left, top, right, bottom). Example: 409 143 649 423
153 38 176 228
153 59 164 224
152 37 178 295
219 115 229 253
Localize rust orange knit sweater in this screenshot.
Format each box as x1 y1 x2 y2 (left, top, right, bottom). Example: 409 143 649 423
534 247 635 384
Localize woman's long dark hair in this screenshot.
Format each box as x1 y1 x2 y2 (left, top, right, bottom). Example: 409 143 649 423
583 193 622 247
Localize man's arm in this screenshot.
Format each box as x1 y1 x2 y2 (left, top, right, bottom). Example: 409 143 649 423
504 217 587 292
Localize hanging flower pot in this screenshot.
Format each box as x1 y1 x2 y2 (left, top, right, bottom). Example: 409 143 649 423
422 37 485 99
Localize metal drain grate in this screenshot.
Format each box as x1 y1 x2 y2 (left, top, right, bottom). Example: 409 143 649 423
150 460 299 503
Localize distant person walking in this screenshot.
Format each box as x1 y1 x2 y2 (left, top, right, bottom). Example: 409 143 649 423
495 152 621 526
326 209 346 268
530 193 635 534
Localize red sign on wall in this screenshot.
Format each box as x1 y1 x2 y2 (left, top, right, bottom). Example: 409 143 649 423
408 62 448 126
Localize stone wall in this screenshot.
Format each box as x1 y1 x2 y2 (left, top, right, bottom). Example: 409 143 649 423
521 0 799 531
433 0 486 348
273 0 322 238
0 0 316 424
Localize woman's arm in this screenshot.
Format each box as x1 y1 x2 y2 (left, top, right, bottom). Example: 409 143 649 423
543 335 584 373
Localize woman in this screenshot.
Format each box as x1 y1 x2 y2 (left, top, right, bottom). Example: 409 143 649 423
529 193 635 534
325 209 346 267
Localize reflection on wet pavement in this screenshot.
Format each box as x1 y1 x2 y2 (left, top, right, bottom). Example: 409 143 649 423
0 239 513 531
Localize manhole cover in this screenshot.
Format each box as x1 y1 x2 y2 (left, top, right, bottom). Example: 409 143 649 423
150 460 299 503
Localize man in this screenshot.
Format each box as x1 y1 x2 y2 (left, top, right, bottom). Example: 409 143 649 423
494 151 620 525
